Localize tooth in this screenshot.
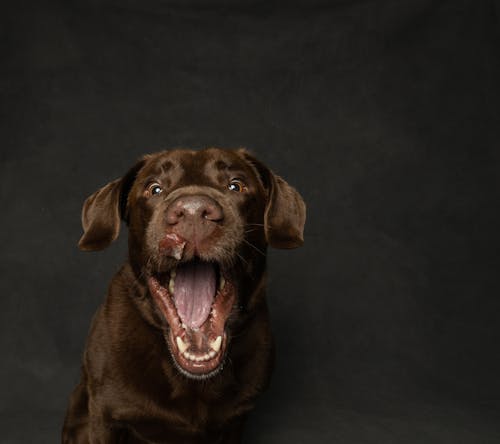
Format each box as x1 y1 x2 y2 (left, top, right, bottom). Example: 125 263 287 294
172 246 183 261
176 336 188 354
168 269 176 294
210 336 222 353
219 276 225 290
208 350 216 358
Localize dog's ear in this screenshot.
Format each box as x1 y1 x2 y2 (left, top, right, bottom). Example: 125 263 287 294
239 150 306 249
78 160 145 251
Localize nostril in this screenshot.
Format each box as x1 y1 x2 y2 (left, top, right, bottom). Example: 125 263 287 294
203 205 223 222
167 207 184 225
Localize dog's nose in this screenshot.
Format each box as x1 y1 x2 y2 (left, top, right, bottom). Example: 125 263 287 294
166 195 223 226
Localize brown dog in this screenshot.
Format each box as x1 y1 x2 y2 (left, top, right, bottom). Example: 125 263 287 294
62 148 306 443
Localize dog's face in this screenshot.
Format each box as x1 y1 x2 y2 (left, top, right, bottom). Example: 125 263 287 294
78 148 305 379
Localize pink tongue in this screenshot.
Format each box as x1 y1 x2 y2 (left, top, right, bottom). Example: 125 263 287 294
172 262 216 329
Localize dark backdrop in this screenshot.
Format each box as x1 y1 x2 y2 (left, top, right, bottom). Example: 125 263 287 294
2 0 500 442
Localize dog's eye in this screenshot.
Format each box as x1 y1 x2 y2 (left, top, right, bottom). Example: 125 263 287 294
147 183 163 196
228 179 246 193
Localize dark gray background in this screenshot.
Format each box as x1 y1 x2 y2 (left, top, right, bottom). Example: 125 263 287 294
2 0 500 442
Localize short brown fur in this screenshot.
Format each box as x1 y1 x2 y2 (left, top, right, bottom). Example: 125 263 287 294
62 148 305 443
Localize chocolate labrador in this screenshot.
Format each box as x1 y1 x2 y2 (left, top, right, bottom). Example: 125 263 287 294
62 148 306 443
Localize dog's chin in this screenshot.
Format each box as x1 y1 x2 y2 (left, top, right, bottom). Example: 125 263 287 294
148 259 236 380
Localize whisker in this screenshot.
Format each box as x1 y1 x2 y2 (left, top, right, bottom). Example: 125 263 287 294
130 255 155 289
242 239 266 257
236 252 249 266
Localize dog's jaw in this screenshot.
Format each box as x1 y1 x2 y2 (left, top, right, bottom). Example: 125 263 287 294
148 266 236 379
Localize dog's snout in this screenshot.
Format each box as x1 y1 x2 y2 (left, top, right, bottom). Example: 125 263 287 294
166 195 223 226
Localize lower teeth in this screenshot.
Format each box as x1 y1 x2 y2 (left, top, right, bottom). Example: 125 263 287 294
183 351 214 362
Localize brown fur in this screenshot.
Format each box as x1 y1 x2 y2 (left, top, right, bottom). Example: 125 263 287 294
62 148 305 443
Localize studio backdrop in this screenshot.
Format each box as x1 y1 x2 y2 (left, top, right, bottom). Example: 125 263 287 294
1 0 500 442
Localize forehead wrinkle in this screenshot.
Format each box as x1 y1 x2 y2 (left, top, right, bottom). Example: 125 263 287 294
172 151 210 187
158 160 182 183
159 159 174 171
203 158 228 183
208 154 248 174
138 153 186 186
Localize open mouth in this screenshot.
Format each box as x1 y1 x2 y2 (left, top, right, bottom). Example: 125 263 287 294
148 260 236 379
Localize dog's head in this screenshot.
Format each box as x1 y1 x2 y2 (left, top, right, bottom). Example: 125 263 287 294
78 148 305 379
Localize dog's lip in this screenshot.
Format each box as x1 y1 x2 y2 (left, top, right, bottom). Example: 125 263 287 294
166 330 229 379
159 232 186 260
147 267 236 378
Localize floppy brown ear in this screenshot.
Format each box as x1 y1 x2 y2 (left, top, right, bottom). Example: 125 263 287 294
78 160 145 251
239 150 306 249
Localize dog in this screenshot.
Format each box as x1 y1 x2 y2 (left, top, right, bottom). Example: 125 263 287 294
62 148 306 443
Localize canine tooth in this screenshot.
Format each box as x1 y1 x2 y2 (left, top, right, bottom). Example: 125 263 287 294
172 247 183 260
210 336 222 353
176 336 188 354
168 269 176 294
208 350 216 358
219 276 225 290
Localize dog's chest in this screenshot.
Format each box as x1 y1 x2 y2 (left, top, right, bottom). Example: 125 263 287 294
117 386 247 442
